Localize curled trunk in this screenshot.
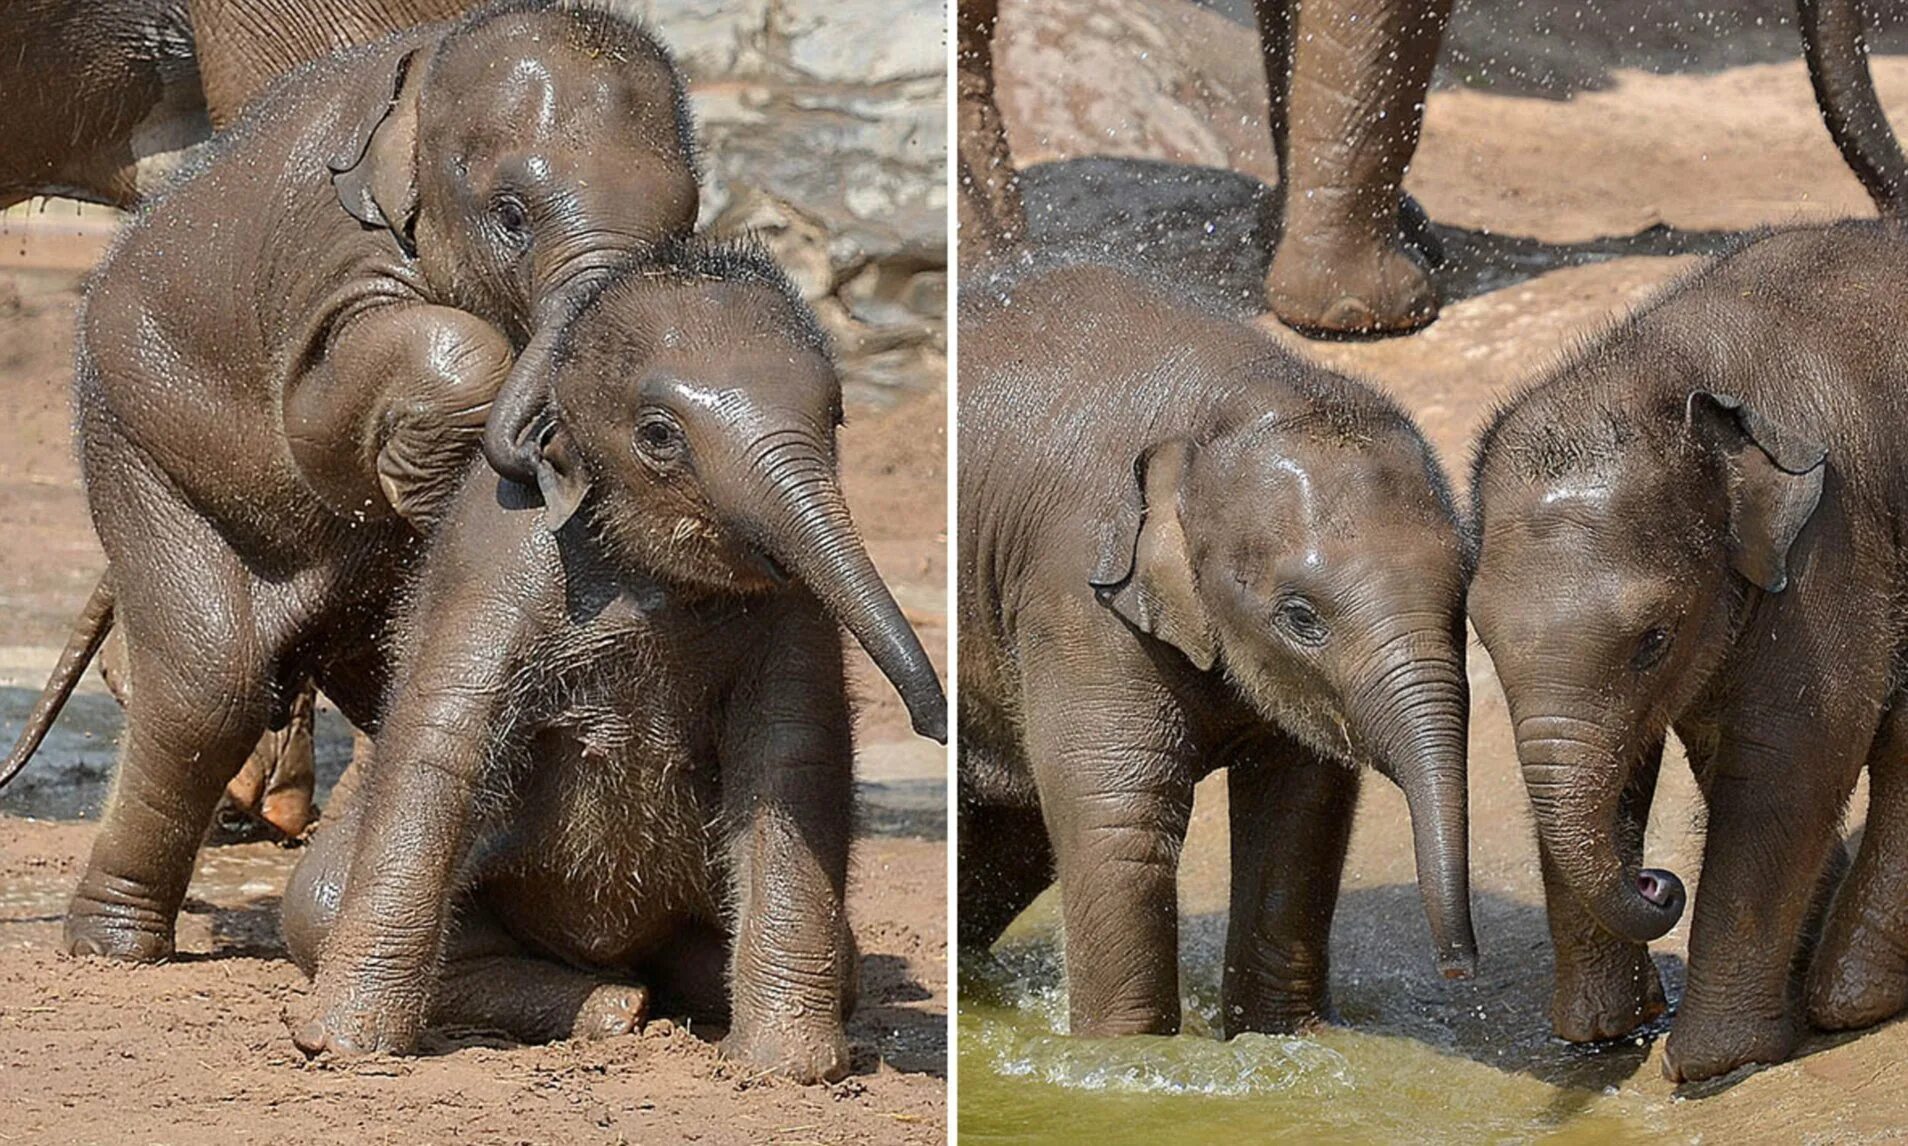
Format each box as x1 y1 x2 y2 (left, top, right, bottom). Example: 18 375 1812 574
1517 716 1684 942
1801 0 1908 216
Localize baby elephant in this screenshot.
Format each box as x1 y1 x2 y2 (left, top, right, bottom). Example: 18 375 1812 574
1470 221 1908 1082
958 258 1476 1037
283 240 944 1085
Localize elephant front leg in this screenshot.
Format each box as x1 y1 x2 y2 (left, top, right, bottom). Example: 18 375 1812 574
1543 740 1666 1043
1027 691 1192 1036
1667 734 1864 1083
283 302 513 528
1262 0 1453 337
718 621 859 1084
1222 747 1357 1034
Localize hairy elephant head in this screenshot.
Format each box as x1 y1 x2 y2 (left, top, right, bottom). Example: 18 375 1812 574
514 237 946 743
328 2 701 477
1470 386 1827 944
1089 401 1478 977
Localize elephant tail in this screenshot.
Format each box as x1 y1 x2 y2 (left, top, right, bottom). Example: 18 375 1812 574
0 575 115 789
1801 0 1908 217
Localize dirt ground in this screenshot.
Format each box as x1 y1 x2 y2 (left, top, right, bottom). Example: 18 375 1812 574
0 212 948 1142
963 0 1908 1141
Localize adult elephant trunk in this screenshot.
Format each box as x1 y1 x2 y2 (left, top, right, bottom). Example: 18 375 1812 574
1355 628 1478 978
1801 0 1908 217
1516 715 1685 943
721 428 947 744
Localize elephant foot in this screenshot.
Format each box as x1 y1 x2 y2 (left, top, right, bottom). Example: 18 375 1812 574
1662 1013 1796 1084
1551 947 1666 1043
1807 943 1908 1032
571 982 651 1041
63 893 175 963
720 1022 852 1085
292 979 426 1059
1266 222 1439 340
222 724 318 840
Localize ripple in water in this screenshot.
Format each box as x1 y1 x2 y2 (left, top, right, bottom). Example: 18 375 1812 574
979 1026 1354 1098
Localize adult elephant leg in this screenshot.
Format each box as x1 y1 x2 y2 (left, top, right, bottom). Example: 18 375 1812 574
1810 702 1908 1031
1222 741 1357 1034
1542 737 1667 1043
1264 0 1452 338
956 0 1025 254
1665 710 1870 1083
1025 680 1192 1036
222 682 318 837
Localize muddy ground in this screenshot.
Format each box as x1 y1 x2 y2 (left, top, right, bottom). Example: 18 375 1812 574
962 0 1908 1142
0 212 948 1142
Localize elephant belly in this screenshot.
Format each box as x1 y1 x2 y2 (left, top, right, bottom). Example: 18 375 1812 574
478 735 726 971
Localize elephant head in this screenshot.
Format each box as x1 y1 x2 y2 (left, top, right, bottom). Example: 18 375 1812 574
1089 406 1478 977
1470 387 1827 943
328 2 701 471
518 238 946 743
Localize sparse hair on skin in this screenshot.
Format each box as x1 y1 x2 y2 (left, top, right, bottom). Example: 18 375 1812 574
552 234 832 367
432 0 701 176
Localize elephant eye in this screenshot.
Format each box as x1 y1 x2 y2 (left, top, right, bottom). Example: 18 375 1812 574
490 193 531 242
1276 596 1328 646
1630 627 1671 672
635 413 686 461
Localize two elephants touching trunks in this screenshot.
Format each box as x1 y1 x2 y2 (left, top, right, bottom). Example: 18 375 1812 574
957 0 1908 338
957 222 1908 1084
3 1 945 1085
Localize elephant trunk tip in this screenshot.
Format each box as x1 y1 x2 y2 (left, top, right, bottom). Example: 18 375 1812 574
1437 946 1478 981
1621 867 1686 941
909 690 949 745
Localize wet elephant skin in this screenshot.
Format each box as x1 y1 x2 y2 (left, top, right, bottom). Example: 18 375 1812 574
55 0 700 967
280 242 943 1085
1469 220 1908 1083
957 257 1476 1038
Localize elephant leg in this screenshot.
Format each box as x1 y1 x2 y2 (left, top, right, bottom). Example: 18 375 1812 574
283 302 513 528
1025 685 1192 1036
67 600 271 962
101 624 317 839
1810 703 1908 1031
1262 0 1453 338
222 681 318 838
1665 723 1868 1083
1543 737 1666 1043
956 0 1025 253
282 790 649 1044
1222 744 1357 1035
958 749 1054 950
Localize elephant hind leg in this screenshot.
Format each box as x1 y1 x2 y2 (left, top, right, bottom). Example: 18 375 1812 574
67 618 273 962
1809 707 1908 1031
957 796 1053 952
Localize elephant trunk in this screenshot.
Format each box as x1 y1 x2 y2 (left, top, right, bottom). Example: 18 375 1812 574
1357 630 1478 979
1517 715 1685 943
483 265 630 485
727 430 947 743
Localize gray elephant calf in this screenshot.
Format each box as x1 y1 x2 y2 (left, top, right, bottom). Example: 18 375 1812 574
957 257 1476 1037
1469 220 1908 1082
282 239 944 1084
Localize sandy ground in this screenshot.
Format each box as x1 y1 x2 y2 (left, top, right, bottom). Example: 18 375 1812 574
961 1 1908 1141
0 211 948 1142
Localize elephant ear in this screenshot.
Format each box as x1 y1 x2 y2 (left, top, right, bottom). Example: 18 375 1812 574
1686 390 1828 593
1088 438 1217 670
533 419 593 533
330 48 424 255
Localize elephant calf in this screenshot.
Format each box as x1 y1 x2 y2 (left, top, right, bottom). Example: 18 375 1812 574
957 258 1476 1037
282 240 945 1085
3 0 705 964
1470 220 1908 1082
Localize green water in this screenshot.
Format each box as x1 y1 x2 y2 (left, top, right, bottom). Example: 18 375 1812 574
958 907 1691 1145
